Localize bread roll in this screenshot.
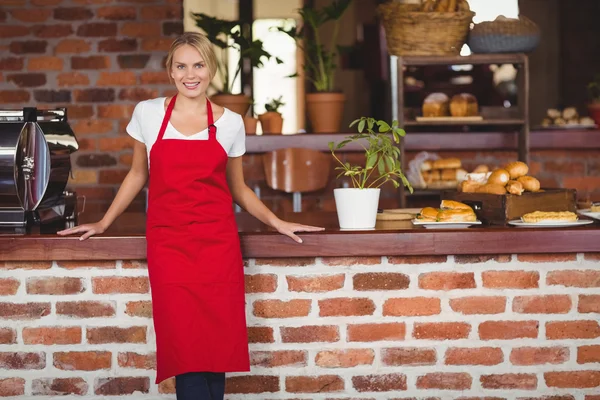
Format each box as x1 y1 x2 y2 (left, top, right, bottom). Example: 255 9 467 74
517 176 541 192
432 158 461 169
427 170 441 183
504 161 529 179
440 200 472 210
457 0 470 11
421 0 436 12
441 168 457 181
422 93 449 117
580 116 596 126
487 169 510 186
541 117 552 127
448 0 457 12
547 108 561 119
437 209 477 222
435 0 450 11
459 180 483 193
476 183 507 195
506 180 524 195
421 160 433 171
562 107 578 120
418 207 439 221
450 93 479 117
473 164 489 174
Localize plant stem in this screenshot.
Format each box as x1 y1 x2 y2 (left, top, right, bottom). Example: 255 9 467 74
328 19 340 91
331 152 360 187
309 16 327 92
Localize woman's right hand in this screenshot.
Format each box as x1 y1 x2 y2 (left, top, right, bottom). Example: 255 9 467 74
57 221 107 241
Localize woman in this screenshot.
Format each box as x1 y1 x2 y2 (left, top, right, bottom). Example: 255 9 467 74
58 32 323 400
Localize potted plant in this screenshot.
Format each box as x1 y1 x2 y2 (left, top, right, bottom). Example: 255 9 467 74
191 12 282 116
278 0 352 133
259 96 285 135
329 117 413 229
244 101 258 135
587 73 600 126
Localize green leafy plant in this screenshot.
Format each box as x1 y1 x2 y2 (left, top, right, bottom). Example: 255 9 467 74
328 117 413 191
191 12 283 94
264 96 285 113
277 0 352 92
588 73 600 103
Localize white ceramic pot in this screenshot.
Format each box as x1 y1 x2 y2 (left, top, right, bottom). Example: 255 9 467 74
333 188 381 229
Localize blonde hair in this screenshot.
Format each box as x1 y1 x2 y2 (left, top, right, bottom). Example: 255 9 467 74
165 32 217 81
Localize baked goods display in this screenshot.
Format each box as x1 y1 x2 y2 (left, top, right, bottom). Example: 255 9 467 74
422 93 449 117
420 92 479 119
416 200 477 223
420 157 468 189
459 161 541 196
521 211 578 223
450 93 479 117
541 107 596 128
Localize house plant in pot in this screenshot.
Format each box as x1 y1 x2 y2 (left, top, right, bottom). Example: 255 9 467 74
244 101 258 135
277 0 351 132
191 12 282 116
259 96 285 135
329 117 413 229
587 73 600 126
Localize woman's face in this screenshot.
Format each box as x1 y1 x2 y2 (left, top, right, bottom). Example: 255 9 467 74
170 44 211 99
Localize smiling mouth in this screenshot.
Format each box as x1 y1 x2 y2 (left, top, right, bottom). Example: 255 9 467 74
183 82 200 89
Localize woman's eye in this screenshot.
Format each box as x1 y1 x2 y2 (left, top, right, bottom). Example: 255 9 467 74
177 65 184 69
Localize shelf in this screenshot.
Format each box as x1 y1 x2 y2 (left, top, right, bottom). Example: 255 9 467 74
404 118 526 127
398 53 528 66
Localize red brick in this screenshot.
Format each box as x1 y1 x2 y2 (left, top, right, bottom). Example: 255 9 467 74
513 295 572 314
117 352 156 369
10 9 51 22
31 24 73 38
510 347 569 365
586 396 600 400
255 257 315 266
480 374 537 390
383 297 440 316
419 272 475 290
445 347 503 365
31 0 63 6
482 271 539 288
247 326 273 343
0 352 45 369
226 375 279 394
34 89 70 103
253 299 311 318
0 303 50 319
543 160 585 174
321 256 381 266
547 270 600 287
454 254 511 263
121 22 160 37
31 378 88 396
140 5 182 19
347 323 405 342
0 57 24 71
319 298 375 317
26 277 83 295
517 253 577 263
125 300 152 318
450 296 506 314
92 277 148 294
414 322 471 340
578 345 600 364
140 71 170 84
87 327 146 344
245 274 277 293
72 119 114 135
285 375 344 393
57 72 89 87
563 176 600 192
55 39 91 54
0 90 30 103
0 278 19 295
141 37 173 51
65 105 94 119
10 41 47 54
315 349 374 368
479 321 538 340
72 56 111 70
98 169 128 184
77 22 117 37
22 327 81 345
579 295 600 313
382 348 436 366
56 301 116 318
546 320 600 339
251 350 306 367
281 325 339 343
122 260 147 269
417 373 472 390
388 255 447 264
544 371 600 388
287 274 344 292
0 378 25 396
94 377 149 395
119 88 158 101
0 329 16 344
352 373 407 392
57 261 116 269
97 6 137 20
54 7 93 20
0 25 29 38
584 253 600 261
117 54 150 69
353 273 409 291
27 56 63 71
98 38 137 52
96 71 137 86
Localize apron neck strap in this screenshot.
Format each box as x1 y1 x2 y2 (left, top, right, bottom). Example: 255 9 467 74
157 94 177 141
206 98 216 138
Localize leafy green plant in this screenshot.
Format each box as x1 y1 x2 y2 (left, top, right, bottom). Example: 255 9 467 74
277 0 352 92
191 12 283 94
588 73 600 103
328 117 413 191
264 96 285 113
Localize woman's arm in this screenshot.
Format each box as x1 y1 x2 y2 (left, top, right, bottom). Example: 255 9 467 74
58 140 149 240
226 156 324 243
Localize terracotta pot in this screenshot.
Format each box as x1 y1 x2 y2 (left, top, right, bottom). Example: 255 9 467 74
258 112 283 135
210 94 251 116
587 102 600 126
243 116 258 135
306 92 345 133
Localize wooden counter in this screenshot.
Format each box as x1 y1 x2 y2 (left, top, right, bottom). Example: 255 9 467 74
1 212 598 261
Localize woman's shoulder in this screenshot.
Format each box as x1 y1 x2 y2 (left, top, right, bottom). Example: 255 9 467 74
220 107 243 126
134 97 166 115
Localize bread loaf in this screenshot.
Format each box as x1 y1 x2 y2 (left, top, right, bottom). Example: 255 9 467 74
435 0 450 11
437 209 477 222
417 207 439 221
421 160 433 171
504 161 529 179
487 169 510 186
441 168 457 181
440 200 472 210
506 180 524 195
422 93 449 117
517 176 541 192
459 180 483 193
450 93 478 117
456 0 470 11
432 158 461 169
473 164 489 173
476 183 507 195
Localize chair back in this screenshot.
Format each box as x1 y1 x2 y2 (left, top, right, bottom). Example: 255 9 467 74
262 147 331 194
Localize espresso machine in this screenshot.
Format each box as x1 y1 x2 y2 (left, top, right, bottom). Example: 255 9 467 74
0 107 80 233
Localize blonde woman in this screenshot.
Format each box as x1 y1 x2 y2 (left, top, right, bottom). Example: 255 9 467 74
58 32 323 399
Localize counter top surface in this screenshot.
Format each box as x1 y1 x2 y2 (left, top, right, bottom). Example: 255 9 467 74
1 212 599 260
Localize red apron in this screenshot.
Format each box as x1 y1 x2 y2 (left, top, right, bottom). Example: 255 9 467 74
146 95 250 384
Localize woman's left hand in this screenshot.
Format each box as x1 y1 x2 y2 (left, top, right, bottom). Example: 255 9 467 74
273 220 325 243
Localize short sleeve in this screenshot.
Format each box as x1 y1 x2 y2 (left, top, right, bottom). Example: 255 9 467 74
227 114 246 157
126 102 145 144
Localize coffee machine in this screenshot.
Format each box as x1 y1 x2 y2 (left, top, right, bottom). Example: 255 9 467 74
0 107 80 233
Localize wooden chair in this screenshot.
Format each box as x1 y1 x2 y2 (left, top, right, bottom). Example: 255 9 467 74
262 147 331 212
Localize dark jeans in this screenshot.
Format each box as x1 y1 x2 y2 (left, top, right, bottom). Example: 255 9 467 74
175 372 226 400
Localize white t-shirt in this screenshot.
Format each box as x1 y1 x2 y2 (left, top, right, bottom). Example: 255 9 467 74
126 97 246 165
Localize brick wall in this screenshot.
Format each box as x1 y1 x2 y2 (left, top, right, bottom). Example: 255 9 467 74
0 254 599 398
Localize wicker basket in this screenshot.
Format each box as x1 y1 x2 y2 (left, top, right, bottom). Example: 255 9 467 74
468 15 540 53
377 2 475 56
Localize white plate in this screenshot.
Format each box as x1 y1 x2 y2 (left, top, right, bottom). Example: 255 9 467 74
578 209 600 220
411 219 482 229
508 219 594 228
536 124 597 130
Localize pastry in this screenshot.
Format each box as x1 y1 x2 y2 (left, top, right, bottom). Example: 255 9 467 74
554 117 566 126
459 180 483 193
440 200 472 210
427 180 459 189
547 108 561 119
437 209 477 222
450 93 478 117
506 180 524 195
435 0 450 12
432 158 461 169
417 207 439 221
562 107 578 120
487 169 510 186
517 176 540 192
441 168 457 181
421 0 436 12
591 204 600 212
521 211 578 223
422 93 449 117
541 117 552 127
426 170 441 183
476 183 507 195
457 0 470 12
473 164 489 173
421 160 433 171
580 116 596 126
504 161 529 179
